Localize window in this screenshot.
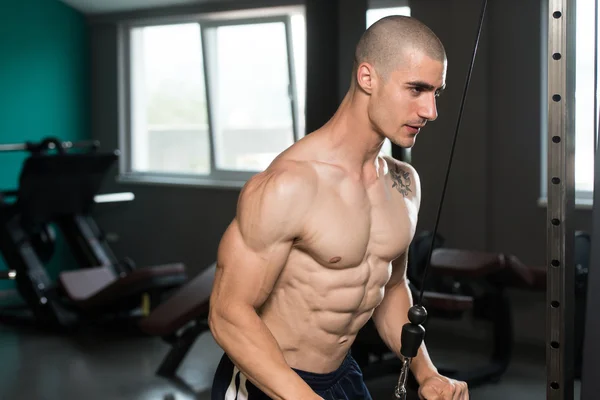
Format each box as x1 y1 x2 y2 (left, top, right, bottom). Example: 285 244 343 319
121 5 410 187
122 7 305 186
129 23 210 176
202 18 300 177
573 0 598 202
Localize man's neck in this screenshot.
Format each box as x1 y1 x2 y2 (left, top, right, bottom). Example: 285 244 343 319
316 90 387 178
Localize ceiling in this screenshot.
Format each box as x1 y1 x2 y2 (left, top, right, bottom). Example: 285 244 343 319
58 0 220 14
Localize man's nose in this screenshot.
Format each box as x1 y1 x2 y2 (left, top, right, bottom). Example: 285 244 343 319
419 94 438 121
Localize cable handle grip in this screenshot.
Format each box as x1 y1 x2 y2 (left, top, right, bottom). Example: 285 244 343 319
394 305 427 398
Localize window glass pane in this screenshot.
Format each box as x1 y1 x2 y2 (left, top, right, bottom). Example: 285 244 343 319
576 0 596 193
130 23 209 175
205 21 294 172
366 7 412 157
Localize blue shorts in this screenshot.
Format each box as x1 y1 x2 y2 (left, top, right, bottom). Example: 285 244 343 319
211 352 373 400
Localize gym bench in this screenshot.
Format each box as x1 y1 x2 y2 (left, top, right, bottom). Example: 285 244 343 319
353 246 540 389
0 137 188 328
139 263 216 379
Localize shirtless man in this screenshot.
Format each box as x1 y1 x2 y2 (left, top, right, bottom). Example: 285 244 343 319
208 15 469 400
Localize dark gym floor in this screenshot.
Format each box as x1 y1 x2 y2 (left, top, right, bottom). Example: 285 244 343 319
0 319 581 400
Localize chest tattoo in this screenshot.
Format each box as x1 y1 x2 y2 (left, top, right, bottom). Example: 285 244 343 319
390 165 412 197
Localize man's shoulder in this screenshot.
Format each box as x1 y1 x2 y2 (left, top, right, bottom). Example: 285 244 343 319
241 159 318 203
381 156 421 202
235 160 318 237
381 156 420 182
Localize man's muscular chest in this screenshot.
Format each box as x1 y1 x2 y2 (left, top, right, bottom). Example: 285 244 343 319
296 164 417 269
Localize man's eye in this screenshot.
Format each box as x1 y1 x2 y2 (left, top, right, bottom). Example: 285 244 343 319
411 87 422 94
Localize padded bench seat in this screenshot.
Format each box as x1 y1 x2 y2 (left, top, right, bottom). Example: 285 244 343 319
421 290 473 312
59 263 187 309
138 263 216 379
430 248 536 288
139 263 216 337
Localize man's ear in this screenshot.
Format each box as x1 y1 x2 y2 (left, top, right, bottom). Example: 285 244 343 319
356 62 377 94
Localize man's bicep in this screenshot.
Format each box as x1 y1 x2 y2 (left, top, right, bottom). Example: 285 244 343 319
387 249 409 288
213 219 293 310
211 168 311 311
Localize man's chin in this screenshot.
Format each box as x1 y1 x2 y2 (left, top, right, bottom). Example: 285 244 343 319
392 136 417 149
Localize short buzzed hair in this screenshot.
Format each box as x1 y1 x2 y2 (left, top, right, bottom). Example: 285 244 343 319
354 15 446 81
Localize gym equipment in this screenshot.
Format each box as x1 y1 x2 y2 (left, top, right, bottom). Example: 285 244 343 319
574 231 591 380
545 0 577 398
354 229 591 390
139 263 215 385
0 136 188 329
353 231 534 388
395 0 488 397
392 0 584 396
394 0 583 397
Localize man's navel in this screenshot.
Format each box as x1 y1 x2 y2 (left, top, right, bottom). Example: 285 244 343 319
329 256 342 263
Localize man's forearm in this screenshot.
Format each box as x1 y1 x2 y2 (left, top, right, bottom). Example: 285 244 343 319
371 279 438 383
209 303 319 400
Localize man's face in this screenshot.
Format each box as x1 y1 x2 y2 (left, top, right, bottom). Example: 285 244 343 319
366 51 447 148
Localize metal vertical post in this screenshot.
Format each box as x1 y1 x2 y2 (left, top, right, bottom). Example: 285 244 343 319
547 0 576 399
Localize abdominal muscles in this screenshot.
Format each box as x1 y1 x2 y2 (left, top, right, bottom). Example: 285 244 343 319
259 250 392 373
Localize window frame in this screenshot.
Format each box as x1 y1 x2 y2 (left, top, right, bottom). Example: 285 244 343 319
200 16 299 183
368 0 409 9
117 10 302 189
